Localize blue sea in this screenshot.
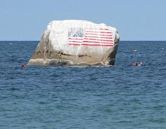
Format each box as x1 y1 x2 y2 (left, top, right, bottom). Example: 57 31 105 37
0 41 166 129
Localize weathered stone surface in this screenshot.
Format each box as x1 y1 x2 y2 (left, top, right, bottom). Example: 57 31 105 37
28 20 120 66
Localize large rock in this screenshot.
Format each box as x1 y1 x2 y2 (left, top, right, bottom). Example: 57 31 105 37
28 20 120 66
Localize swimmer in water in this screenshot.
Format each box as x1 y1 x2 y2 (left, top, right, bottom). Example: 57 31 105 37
131 61 143 66
21 64 27 68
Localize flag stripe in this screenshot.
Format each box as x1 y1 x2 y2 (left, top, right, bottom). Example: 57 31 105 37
69 41 113 44
84 36 113 39
68 28 114 47
83 38 113 42
86 31 112 34
69 43 113 46
69 38 113 42
85 34 112 37
69 37 113 40
85 32 112 35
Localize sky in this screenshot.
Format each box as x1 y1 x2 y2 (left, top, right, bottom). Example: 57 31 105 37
0 0 165 41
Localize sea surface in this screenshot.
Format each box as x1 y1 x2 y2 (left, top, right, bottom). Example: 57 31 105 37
0 41 166 129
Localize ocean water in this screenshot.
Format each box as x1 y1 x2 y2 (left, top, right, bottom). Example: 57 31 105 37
0 41 166 129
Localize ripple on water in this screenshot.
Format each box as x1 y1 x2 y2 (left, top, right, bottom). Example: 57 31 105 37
0 41 166 129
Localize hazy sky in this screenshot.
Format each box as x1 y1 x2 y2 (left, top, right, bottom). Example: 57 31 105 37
0 0 165 40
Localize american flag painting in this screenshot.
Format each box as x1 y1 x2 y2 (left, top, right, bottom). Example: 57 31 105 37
68 28 114 47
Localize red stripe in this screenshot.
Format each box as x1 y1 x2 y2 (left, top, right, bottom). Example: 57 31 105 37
69 38 113 41
69 39 114 42
83 40 113 43
85 33 112 37
69 37 113 41
83 41 113 44
86 30 112 33
68 43 113 47
69 41 113 44
68 41 114 45
84 38 113 41
69 40 83 43
84 36 113 39
85 33 112 36
85 36 113 39
83 40 113 42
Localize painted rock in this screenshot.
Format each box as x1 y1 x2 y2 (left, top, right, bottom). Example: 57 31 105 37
28 20 120 66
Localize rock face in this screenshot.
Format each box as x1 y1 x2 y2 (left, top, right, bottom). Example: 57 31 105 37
28 20 120 66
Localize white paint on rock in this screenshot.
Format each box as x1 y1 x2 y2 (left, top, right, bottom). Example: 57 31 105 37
43 20 119 56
